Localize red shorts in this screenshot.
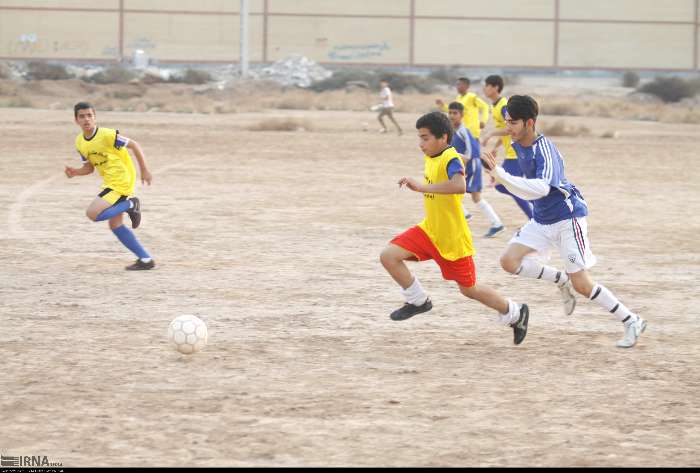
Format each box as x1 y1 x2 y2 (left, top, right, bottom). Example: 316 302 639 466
391 226 476 288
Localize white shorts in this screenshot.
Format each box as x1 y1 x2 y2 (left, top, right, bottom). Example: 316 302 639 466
509 217 597 273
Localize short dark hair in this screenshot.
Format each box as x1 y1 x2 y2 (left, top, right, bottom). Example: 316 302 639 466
448 101 464 112
74 102 94 118
457 77 470 86
416 111 453 142
485 74 504 93
506 95 539 122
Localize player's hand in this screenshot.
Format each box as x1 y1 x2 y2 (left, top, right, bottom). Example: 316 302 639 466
141 169 153 185
481 134 491 146
64 166 76 178
480 150 498 173
398 177 424 193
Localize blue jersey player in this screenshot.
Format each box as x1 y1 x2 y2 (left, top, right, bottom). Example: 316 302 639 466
447 102 504 238
481 95 647 348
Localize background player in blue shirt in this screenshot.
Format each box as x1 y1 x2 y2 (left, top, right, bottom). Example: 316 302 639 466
481 95 647 348
447 102 504 238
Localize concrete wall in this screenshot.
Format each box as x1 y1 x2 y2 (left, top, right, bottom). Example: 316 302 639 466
0 0 697 70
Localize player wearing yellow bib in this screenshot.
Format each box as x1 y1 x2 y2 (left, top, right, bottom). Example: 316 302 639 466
480 75 533 220
379 111 530 345
435 77 489 139
65 102 155 270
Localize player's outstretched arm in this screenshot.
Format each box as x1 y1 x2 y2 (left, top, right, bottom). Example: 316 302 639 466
476 96 490 128
482 150 548 200
399 173 465 195
125 139 152 185
64 162 94 178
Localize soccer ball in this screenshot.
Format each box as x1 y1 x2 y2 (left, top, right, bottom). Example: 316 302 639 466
168 315 208 354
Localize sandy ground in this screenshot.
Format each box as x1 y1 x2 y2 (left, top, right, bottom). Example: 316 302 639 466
1 106 699 467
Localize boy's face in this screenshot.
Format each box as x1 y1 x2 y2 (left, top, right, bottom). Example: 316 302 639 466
505 111 534 143
483 83 498 99
380 81 388 88
75 108 96 134
456 80 468 94
447 109 463 128
418 127 449 156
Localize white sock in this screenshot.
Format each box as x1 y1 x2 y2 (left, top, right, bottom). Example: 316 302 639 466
478 199 502 226
516 257 569 286
401 276 428 306
589 284 638 325
497 299 520 325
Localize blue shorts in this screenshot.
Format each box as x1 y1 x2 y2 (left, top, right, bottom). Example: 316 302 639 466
466 156 482 193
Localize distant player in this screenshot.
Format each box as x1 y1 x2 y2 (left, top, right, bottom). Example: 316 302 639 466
481 95 647 348
65 102 155 270
435 77 490 142
447 102 504 238
377 79 402 135
380 111 530 345
480 75 533 220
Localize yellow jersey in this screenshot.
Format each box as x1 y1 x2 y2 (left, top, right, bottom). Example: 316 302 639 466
493 96 517 159
76 127 136 196
417 147 475 261
442 92 489 138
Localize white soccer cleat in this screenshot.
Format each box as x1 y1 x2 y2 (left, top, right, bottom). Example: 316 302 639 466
616 317 647 348
558 281 576 316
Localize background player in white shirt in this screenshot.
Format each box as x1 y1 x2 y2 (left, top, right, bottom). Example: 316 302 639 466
377 79 402 135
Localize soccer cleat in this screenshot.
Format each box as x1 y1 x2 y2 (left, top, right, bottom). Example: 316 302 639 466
484 225 505 238
558 281 577 316
378 128 387 134
126 197 141 229
390 298 433 321
510 303 529 345
125 258 155 271
616 317 647 348
464 212 473 220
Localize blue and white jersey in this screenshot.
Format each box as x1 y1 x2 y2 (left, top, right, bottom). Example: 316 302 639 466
512 134 588 225
451 124 479 160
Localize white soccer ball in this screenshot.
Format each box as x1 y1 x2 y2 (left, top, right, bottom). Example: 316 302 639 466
167 315 208 354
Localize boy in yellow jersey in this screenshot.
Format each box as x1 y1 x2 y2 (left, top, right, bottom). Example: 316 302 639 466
65 102 155 270
379 111 530 345
480 75 533 220
435 77 489 140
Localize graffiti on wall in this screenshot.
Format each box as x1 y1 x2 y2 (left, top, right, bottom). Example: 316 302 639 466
5 33 95 56
327 41 390 61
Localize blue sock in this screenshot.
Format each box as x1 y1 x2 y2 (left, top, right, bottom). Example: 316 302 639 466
112 225 150 259
495 184 533 219
96 200 131 221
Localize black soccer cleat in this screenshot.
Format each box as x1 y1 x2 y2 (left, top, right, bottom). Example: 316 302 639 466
390 298 433 321
125 258 155 271
127 197 141 229
510 303 529 345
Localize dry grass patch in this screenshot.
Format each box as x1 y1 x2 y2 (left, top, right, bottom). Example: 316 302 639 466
248 117 314 132
541 120 591 137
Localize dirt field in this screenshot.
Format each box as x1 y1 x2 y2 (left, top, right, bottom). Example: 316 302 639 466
1 105 699 467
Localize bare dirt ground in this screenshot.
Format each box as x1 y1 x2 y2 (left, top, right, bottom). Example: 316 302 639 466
1 103 699 467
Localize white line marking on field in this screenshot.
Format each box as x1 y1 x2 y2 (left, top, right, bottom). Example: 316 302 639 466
6 173 62 239
5 160 205 253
